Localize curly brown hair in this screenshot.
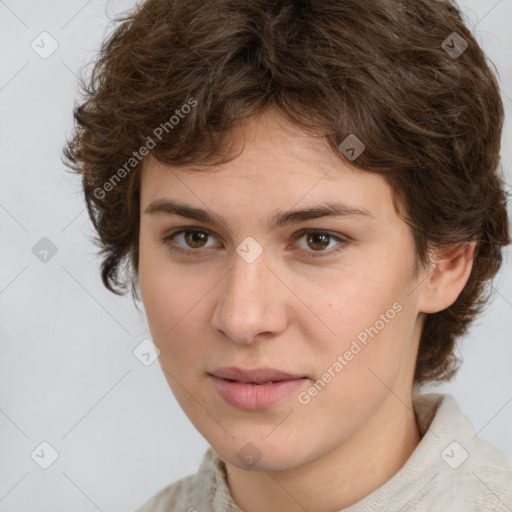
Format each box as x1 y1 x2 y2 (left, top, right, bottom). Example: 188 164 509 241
62 0 510 386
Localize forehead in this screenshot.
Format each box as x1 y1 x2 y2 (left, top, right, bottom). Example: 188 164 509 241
139 111 398 226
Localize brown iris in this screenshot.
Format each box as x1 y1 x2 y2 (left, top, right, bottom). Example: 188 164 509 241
184 230 209 248
306 232 330 251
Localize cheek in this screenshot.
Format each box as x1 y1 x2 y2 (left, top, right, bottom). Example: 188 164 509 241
311 276 390 339
139 239 183 341
309 265 414 380
297 295 414 438
138 247 214 365
140 271 195 339
138 231 181 316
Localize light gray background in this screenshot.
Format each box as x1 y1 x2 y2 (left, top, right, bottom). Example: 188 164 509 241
0 1 511 511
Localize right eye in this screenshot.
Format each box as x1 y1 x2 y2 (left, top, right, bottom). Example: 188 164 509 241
162 227 220 254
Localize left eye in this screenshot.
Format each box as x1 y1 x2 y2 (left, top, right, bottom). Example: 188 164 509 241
293 229 346 255
163 228 347 257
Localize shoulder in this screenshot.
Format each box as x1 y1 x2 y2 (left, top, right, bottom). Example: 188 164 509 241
428 460 512 511
131 447 232 512
133 473 197 512
414 393 512 511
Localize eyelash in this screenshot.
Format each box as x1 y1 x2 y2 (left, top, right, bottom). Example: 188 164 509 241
162 227 348 258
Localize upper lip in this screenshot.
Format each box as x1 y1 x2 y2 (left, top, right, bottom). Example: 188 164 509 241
209 367 306 384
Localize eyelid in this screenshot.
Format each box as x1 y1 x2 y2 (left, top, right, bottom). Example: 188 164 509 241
162 226 349 257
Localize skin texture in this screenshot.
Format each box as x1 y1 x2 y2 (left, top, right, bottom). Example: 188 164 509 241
138 109 476 512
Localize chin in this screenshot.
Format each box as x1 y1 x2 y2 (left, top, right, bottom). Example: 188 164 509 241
213 436 316 473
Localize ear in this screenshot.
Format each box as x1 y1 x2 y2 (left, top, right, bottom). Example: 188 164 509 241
417 241 477 314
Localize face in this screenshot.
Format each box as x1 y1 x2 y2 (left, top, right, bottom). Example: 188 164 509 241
138 110 427 471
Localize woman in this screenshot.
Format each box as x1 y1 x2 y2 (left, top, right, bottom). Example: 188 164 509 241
63 0 512 510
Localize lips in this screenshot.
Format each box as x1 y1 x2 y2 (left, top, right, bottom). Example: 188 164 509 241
209 367 305 384
209 367 309 410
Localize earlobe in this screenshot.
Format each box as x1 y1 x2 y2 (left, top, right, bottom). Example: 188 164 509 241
418 241 477 314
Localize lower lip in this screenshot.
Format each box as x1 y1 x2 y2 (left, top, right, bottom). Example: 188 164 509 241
210 375 308 410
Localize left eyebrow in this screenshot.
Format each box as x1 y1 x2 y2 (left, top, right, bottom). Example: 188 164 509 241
144 199 376 233
269 202 376 229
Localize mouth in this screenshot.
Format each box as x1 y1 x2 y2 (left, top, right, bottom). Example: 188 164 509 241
222 379 280 385
208 367 309 410
209 366 307 384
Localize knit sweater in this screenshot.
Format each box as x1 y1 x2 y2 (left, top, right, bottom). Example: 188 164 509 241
134 393 512 511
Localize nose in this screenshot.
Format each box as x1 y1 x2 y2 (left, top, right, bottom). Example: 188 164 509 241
211 248 289 345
